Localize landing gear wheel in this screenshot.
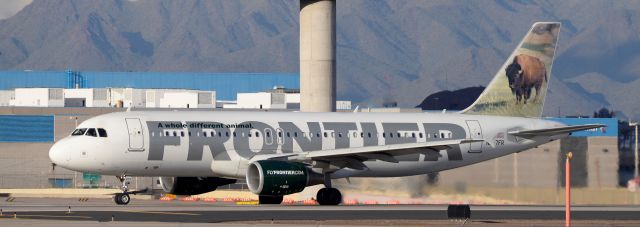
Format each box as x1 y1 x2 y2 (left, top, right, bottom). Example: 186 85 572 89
317 188 342 205
259 195 283 204
114 174 131 205
114 193 130 205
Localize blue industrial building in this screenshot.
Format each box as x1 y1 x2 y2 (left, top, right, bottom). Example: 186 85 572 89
0 70 299 100
0 115 54 142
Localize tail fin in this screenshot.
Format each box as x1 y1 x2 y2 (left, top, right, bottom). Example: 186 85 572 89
462 22 561 118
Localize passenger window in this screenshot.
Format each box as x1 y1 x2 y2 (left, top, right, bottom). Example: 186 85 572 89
360 132 364 137
233 132 237 137
72 128 87 136
256 132 260 137
266 132 271 137
294 132 298 137
173 132 177 137
278 132 282 137
247 132 251 137
98 128 107 137
86 128 97 137
382 133 386 138
397 133 401 138
338 133 342 138
188 132 191 137
316 133 320 137
225 132 229 137
367 132 371 138
441 133 445 138
412 133 415 138
390 133 393 138
324 132 328 138
203 131 207 137
181 132 185 137
419 133 423 138
165 131 169 136
287 132 291 137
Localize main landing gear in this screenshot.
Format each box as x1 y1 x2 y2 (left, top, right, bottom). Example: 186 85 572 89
316 175 342 205
113 174 148 205
316 187 342 205
259 195 283 204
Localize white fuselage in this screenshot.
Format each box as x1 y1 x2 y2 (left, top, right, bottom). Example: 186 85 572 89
49 111 567 180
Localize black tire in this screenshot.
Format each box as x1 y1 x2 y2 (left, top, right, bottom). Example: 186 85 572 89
114 193 130 205
317 188 342 205
259 195 283 205
114 193 122 205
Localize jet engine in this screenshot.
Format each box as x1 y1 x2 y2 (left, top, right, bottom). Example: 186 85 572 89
246 160 323 196
159 177 236 195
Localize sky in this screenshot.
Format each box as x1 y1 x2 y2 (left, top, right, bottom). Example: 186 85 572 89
0 0 32 19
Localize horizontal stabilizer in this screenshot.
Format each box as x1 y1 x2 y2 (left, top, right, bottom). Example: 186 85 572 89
508 124 605 137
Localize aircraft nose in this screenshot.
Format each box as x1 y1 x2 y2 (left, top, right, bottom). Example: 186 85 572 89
49 140 68 166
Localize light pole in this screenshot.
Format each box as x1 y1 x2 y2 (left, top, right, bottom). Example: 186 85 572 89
630 122 638 179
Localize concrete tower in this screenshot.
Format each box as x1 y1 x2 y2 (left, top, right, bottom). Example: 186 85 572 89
300 0 336 112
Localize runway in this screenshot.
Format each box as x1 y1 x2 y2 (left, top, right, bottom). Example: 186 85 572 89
1 198 640 225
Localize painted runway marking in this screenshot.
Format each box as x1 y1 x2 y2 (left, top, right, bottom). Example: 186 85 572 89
1 214 91 219
122 210 200 216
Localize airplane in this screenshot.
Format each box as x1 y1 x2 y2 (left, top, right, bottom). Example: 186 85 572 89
49 22 604 205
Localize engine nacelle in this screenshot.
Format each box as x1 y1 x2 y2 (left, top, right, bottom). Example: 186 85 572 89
159 177 236 195
246 160 323 196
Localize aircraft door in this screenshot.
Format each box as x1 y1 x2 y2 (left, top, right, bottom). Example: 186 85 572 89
125 118 145 151
466 120 483 153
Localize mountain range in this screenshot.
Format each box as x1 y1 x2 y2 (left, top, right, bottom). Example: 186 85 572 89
1 0 639 119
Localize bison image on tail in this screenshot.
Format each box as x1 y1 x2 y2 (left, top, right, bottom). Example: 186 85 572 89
505 54 547 104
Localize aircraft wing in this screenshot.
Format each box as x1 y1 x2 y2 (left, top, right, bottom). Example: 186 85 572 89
508 124 605 138
252 139 484 169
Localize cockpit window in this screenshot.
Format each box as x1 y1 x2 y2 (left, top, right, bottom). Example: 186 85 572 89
72 128 87 136
86 128 98 137
98 128 107 137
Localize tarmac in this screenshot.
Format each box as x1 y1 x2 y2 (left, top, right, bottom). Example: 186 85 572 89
1 198 640 226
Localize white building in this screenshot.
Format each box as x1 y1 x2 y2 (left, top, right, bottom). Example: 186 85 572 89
146 89 216 108
225 92 290 109
223 91 349 111
63 88 110 107
0 90 14 106
11 88 64 107
109 88 146 108
336 100 352 110
6 88 216 109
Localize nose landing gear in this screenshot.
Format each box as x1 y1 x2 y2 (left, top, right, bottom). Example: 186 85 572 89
113 174 147 205
114 192 130 205
114 174 131 205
